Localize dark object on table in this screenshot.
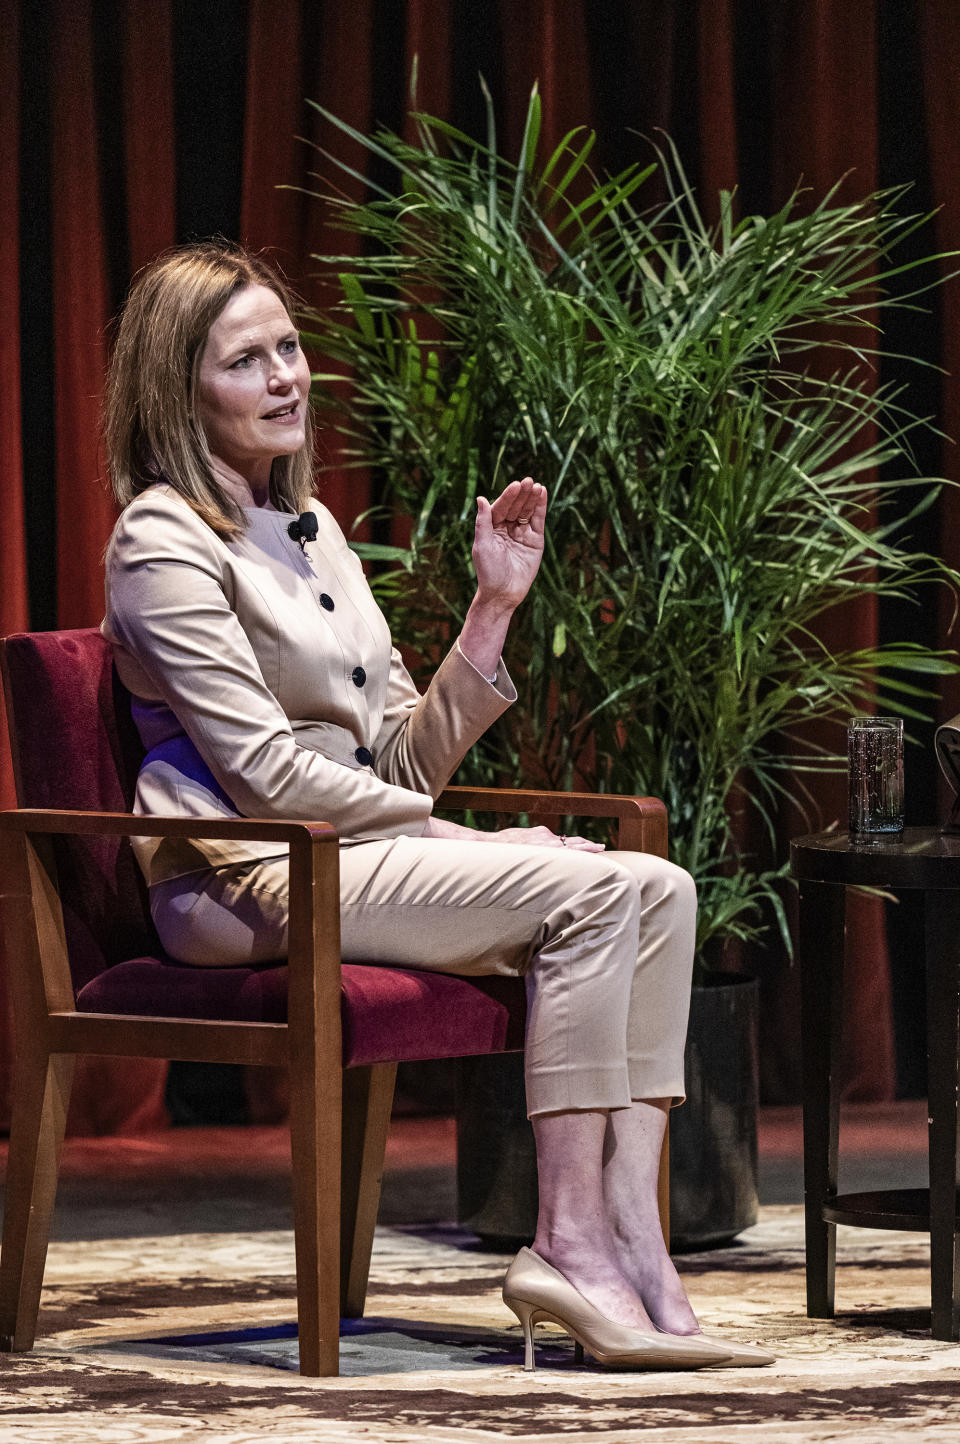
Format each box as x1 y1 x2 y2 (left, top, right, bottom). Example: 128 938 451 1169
791 827 960 1341
935 714 960 830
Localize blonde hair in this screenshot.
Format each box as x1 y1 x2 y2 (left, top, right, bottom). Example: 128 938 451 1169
104 240 315 538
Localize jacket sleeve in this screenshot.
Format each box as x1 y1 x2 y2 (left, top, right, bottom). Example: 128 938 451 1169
306 502 518 804
104 495 438 842
373 639 518 798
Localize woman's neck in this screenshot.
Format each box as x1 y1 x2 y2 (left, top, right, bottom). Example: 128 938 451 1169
209 457 274 510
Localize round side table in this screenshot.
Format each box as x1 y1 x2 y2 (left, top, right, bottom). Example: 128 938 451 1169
791 827 960 1339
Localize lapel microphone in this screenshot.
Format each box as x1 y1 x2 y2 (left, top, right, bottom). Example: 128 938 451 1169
288 512 319 551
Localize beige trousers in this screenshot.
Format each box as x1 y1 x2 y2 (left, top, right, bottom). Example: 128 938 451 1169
150 837 697 1118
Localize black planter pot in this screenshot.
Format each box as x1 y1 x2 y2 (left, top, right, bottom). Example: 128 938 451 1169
456 975 760 1250
456 1051 537 1241
668 973 760 1251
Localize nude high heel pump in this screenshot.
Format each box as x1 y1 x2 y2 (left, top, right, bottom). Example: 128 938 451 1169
502 1248 734 1372
690 1334 775 1367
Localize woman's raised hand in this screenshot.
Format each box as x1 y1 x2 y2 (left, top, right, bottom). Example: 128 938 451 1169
473 477 547 612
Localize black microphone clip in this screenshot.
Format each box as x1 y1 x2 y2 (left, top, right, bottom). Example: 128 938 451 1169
288 512 319 552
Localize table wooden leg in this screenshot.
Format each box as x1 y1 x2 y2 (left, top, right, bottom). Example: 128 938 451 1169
800 879 845 1319
924 888 960 1341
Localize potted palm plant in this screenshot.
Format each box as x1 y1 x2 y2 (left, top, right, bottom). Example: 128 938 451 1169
300 84 959 1244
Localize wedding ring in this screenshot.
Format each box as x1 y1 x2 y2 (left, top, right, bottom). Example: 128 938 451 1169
516 516 531 525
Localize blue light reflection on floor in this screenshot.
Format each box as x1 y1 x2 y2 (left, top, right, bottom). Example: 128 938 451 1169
110 1316 571 1375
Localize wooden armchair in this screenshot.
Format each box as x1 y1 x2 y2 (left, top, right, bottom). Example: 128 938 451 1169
0 627 669 1375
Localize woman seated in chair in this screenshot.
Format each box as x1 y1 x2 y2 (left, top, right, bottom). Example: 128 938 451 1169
101 240 771 1372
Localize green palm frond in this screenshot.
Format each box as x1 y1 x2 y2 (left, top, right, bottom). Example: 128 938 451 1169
300 84 960 965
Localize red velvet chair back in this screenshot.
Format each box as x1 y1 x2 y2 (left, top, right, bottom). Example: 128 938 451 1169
2 628 154 989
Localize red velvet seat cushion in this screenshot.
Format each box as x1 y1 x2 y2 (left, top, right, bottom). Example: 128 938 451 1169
75 958 526 1065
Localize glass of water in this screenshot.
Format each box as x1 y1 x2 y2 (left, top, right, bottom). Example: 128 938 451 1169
847 716 904 836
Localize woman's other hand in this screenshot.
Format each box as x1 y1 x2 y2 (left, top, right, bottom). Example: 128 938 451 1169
489 825 605 852
473 477 547 611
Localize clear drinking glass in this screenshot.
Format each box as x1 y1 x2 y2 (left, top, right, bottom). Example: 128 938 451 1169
847 716 904 835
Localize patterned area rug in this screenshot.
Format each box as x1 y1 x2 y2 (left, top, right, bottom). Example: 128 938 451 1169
3 1206 960 1441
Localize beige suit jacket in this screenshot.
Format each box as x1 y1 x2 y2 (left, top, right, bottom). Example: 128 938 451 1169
102 485 516 884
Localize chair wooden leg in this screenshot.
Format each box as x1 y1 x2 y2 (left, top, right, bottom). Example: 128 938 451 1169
340 1063 397 1318
287 1053 342 1376
0 1051 74 1351
925 888 960 1341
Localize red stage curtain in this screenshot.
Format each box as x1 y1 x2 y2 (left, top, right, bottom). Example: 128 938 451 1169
122 1 176 275
5 0 960 1125
761 0 896 1101
696 0 739 212
33 4 164 1132
0 0 28 1130
921 1 960 736
0 2 28 796
241 0 304 264
51 0 119 631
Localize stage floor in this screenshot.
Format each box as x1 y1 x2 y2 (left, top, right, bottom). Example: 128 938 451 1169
2 1102 959 1442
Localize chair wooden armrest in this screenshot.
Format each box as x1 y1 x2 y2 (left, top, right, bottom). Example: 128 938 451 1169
435 788 668 857
0 808 337 845
2 794 664 849
0 808 342 1062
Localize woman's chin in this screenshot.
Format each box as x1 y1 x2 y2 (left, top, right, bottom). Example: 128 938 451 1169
262 428 306 458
